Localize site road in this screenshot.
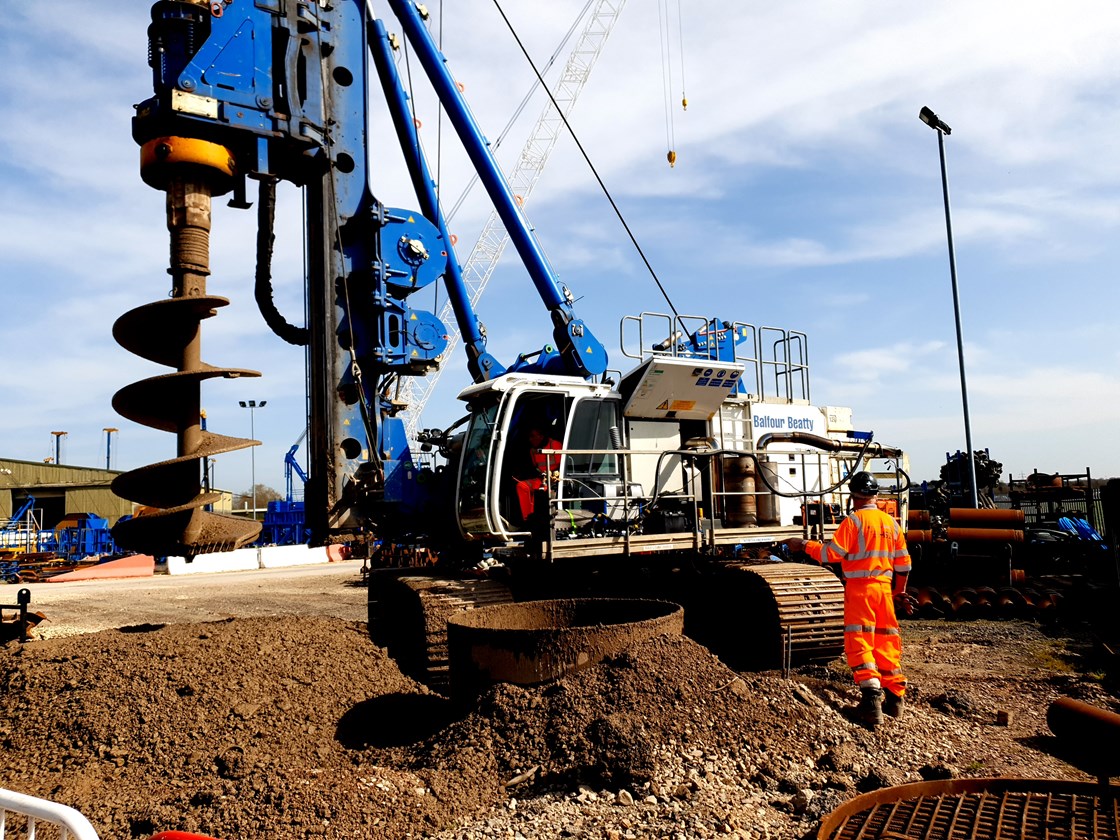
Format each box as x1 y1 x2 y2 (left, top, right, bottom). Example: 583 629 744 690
8 560 368 639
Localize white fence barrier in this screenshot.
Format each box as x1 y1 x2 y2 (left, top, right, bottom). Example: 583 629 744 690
0 788 99 840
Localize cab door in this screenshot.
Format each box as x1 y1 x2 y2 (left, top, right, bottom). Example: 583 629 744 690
455 400 502 539
455 387 570 539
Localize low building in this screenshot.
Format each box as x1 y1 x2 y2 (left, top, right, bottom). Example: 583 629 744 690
1 459 237 526
0 458 130 529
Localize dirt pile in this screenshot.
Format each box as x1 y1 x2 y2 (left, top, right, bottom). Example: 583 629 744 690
0 616 1114 839
0 617 460 838
423 633 841 791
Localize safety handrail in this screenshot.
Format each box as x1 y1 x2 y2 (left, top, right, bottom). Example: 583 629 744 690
619 312 814 402
0 787 100 840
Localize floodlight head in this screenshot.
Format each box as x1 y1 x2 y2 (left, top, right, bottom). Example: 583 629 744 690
260 400 267 408
919 106 951 135
239 401 248 407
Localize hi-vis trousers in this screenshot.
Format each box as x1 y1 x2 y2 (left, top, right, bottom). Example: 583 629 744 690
844 580 905 697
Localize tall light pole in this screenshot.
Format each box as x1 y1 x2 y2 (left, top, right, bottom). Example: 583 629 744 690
102 427 118 470
919 106 979 508
238 400 267 519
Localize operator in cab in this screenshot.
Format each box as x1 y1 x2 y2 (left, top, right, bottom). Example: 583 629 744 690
783 471 911 727
512 425 563 523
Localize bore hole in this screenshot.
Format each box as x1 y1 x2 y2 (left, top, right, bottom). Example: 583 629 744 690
335 153 355 173
341 438 363 459
333 66 353 86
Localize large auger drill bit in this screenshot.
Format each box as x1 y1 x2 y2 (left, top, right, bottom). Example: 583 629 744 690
111 142 262 558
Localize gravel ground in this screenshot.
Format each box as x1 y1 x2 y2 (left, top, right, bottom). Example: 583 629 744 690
0 563 1114 840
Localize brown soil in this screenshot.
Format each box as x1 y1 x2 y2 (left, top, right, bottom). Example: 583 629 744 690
0 582 1115 840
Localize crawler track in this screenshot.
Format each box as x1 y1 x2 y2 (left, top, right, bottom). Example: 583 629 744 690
368 572 514 693
728 562 845 665
370 560 845 687
679 560 844 670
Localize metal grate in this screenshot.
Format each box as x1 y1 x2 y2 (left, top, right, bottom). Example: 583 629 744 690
819 779 1120 840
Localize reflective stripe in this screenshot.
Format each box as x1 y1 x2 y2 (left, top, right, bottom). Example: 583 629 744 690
894 563 912 572
844 624 874 633
881 669 904 677
851 512 867 556
823 512 862 563
851 661 876 672
844 568 893 579
875 626 900 636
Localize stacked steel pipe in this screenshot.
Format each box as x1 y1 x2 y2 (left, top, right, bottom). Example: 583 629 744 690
899 506 1058 620
906 507 1025 545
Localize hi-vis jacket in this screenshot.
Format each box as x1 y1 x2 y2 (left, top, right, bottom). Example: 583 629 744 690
804 507 911 586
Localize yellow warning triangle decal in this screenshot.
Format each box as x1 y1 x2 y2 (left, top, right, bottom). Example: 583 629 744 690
407 215 416 223
657 400 670 410
411 350 419 357
410 312 418 320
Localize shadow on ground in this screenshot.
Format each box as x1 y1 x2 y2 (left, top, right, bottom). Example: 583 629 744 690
337 692 456 748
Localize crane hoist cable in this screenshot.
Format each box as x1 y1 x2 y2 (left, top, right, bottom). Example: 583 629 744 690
490 0 686 330
675 0 688 111
657 0 676 167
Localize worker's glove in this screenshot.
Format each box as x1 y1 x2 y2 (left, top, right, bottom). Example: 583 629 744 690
782 537 805 554
893 591 918 617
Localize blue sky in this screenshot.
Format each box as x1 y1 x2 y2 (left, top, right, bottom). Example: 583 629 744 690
2 0 1120 496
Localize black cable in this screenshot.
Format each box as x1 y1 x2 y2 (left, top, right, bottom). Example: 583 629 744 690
490 0 684 328
445 0 596 222
255 178 310 346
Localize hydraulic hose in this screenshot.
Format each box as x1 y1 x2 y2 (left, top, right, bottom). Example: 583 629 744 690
755 432 911 496
255 178 310 347
756 431 904 459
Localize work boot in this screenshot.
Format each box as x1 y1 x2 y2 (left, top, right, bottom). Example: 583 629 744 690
883 690 904 719
855 687 884 727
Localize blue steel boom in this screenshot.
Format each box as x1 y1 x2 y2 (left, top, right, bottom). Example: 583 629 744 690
112 0 606 558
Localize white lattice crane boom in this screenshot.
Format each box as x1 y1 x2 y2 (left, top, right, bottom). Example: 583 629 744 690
402 0 627 440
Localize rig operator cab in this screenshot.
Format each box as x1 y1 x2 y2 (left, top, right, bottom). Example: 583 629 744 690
443 310 910 564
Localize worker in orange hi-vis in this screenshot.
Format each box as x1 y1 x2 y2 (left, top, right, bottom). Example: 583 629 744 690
513 426 563 522
783 471 912 727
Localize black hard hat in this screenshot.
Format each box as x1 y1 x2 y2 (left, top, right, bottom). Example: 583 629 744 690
849 471 879 496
